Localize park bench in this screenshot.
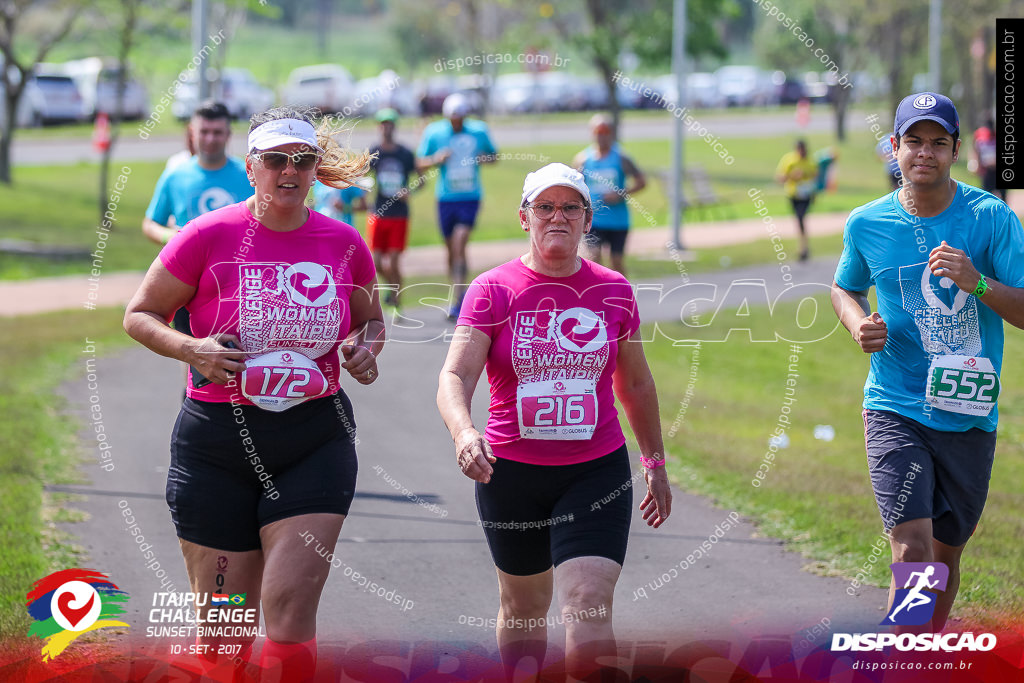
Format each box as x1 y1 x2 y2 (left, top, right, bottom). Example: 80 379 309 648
656 165 737 221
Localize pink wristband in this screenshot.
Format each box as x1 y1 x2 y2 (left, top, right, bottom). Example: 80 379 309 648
640 455 665 469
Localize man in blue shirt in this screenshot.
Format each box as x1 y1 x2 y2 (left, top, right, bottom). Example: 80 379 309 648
416 93 497 320
832 93 1024 631
143 100 253 339
143 100 253 245
574 114 646 277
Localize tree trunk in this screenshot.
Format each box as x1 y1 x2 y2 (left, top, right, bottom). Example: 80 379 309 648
98 0 138 229
833 81 851 142
593 58 621 138
0 81 25 185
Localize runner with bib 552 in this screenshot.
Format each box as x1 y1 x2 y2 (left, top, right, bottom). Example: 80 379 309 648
831 92 1024 633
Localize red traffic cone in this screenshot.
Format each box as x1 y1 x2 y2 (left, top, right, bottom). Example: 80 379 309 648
795 98 811 128
92 112 111 152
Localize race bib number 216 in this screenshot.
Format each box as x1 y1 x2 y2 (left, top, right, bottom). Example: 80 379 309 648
517 379 597 440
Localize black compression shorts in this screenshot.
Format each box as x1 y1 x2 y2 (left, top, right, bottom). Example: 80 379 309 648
585 228 629 255
167 389 359 551
475 445 633 576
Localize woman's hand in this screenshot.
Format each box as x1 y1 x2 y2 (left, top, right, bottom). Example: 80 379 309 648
187 334 247 385
454 427 496 483
639 467 672 528
341 344 378 385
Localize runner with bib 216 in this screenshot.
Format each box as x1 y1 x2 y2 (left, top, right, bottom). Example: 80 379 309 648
437 163 671 680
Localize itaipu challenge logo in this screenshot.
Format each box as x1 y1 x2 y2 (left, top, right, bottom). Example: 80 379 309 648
26 568 129 661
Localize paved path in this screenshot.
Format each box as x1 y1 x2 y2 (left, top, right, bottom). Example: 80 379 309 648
13 107 864 166
29 194 1024 673
0 209 847 316
54 254 887 662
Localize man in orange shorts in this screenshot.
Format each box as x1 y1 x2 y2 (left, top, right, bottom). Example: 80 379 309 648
368 108 423 310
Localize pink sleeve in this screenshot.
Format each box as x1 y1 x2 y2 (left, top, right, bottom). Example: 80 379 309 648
457 277 513 338
622 283 641 340
349 232 376 288
158 221 207 287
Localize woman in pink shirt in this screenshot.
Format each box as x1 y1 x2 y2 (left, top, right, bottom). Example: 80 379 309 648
437 163 672 679
125 106 384 682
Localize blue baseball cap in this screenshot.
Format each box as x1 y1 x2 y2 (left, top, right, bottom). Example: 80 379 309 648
894 92 959 137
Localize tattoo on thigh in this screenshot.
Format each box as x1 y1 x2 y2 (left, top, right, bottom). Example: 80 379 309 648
215 555 229 592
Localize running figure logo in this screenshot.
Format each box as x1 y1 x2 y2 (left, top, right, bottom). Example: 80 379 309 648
882 562 949 625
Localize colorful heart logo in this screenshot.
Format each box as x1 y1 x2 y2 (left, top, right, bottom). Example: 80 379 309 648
56 591 95 629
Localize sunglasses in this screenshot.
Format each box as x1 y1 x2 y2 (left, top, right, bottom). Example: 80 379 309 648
526 202 587 220
253 150 321 171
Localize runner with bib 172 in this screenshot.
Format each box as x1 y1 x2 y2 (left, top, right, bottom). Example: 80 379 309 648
125 105 385 682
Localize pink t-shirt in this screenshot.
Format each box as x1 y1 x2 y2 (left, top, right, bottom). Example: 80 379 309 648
458 257 641 466
160 202 375 404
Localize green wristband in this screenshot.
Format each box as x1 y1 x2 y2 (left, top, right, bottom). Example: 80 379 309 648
973 276 988 297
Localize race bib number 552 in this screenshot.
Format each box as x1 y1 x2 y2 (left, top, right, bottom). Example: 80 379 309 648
517 379 597 440
926 355 1000 416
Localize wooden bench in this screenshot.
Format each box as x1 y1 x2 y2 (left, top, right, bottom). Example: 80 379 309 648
656 166 737 221
0 239 91 260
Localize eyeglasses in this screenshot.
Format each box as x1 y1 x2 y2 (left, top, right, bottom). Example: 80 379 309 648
252 151 321 171
526 202 587 220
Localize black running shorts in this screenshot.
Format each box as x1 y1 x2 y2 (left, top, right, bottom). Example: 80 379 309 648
167 389 359 551
475 445 633 576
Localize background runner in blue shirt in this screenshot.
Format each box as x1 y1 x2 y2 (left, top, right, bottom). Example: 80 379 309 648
144 100 253 245
574 114 646 277
416 93 498 320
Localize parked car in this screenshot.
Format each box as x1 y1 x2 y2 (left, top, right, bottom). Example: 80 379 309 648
349 70 418 117
577 76 611 110
491 72 544 114
535 72 587 112
715 65 774 107
800 72 832 103
18 66 84 125
770 71 807 105
283 64 355 115
651 73 722 109
173 67 274 120
413 76 458 115
61 57 149 120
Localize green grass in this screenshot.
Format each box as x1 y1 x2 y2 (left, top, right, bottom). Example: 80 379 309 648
0 309 132 639
6 120 993 280
634 297 1024 625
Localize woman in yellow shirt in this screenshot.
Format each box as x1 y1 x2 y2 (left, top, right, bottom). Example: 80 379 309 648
776 139 818 261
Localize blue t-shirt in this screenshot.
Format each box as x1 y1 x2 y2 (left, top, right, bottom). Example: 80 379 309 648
145 156 252 227
313 182 365 225
835 183 1024 432
580 144 630 230
416 119 497 201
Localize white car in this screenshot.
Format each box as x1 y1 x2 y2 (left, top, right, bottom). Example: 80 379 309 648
60 57 149 120
715 65 774 107
651 73 721 109
8 67 85 126
283 64 355 114
490 72 544 114
349 70 417 117
172 67 274 120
